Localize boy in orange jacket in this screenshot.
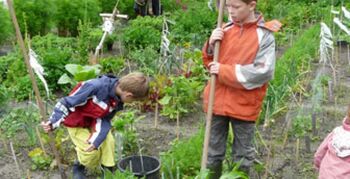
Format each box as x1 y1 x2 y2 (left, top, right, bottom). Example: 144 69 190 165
202 0 281 178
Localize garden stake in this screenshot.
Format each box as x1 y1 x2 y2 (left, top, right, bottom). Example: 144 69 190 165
90 1 128 64
35 126 47 156
1 137 9 153
10 141 22 178
6 0 67 178
27 169 31 179
305 135 311 153
201 0 225 170
176 111 180 139
154 102 159 128
296 138 300 163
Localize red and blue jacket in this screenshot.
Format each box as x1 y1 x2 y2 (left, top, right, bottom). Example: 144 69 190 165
48 75 123 148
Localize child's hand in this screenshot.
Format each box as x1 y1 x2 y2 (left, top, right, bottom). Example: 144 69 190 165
208 62 220 74
209 28 224 46
84 144 96 152
40 121 52 133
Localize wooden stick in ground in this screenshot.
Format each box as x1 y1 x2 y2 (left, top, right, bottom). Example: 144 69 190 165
154 102 159 128
176 111 180 139
10 141 22 178
200 0 226 170
6 0 66 178
35 126 47 156
1 137 9 153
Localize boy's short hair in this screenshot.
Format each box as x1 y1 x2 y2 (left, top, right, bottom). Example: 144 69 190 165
242 0 257 3
119 72 149 99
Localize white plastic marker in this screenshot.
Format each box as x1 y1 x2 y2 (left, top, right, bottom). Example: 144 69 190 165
29 49 50 98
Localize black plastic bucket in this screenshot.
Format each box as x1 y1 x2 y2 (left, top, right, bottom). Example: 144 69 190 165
117 155 160 179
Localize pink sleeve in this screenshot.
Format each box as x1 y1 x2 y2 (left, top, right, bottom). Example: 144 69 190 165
314 132 333 169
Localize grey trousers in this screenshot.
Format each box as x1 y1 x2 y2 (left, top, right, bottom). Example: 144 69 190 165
207 115 255 169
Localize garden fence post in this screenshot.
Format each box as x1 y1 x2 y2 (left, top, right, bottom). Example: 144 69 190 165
6 0 67 178
201 0 226 170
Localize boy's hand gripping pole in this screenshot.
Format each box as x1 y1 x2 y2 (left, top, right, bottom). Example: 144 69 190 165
201 0 226 170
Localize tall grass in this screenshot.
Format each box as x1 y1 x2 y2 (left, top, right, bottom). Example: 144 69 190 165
260 25 321 122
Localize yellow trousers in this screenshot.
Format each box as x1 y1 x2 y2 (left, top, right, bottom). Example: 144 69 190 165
66 127 115 169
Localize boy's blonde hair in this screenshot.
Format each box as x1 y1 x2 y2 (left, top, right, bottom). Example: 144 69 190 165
119 72 149 99
242 0 257 4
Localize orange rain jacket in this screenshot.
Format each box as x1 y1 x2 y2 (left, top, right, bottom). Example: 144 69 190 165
202 13 281 121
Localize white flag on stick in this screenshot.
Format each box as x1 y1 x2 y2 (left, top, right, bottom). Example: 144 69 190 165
342 6 350 20
29 49 50 98
102 19 114 34
334 17 350 35
320 22 333 64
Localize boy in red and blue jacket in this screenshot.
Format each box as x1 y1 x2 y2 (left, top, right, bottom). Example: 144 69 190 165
41 72 149 177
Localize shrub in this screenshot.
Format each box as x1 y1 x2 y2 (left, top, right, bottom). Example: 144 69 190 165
55 0 101 36
100 56 125 75
31 34 77 91
0 4 13 44
122 16 162 50
13 0 55 36
169 3 216 47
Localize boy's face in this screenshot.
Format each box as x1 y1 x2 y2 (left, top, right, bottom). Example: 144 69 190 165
226 0 256 23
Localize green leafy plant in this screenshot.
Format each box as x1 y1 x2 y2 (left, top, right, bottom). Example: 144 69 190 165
104 168 137 179
128 46 159 75
3 56 47 101
158 75 203 119
220 161 249 179
161 129 204 178
0 107 40 146
291 115 312 138
58 64 101 85
77 21 103 61
100 56 125 74
112 110 145 157
28 148 53 170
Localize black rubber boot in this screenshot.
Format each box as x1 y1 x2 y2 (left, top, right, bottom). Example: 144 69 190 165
207 163 222 179
72 161 86 179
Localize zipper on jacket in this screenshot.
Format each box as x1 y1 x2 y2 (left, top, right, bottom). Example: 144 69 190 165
239 23 243 37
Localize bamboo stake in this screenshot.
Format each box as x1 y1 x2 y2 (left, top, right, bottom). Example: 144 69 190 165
27 169 31 179
1 137 9 153
295 138 300 164
6 1 66 178
201 0 225 170
304 135 311 153
176 111 180 139
35 126 47 156
10 141 22 178
154 102 159 128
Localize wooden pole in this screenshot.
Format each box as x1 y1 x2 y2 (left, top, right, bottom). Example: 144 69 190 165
201 0 226 170
6 0 67 178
